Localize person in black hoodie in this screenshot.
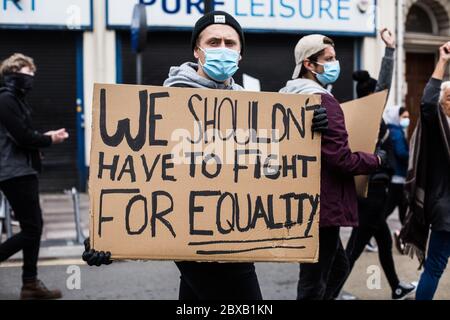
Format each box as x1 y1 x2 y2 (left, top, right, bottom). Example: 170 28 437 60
335 29 416 300
82 11 328 300
0 53 68 299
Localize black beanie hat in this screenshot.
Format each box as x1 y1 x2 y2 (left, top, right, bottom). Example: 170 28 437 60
191 11 245 55
353 70 377 98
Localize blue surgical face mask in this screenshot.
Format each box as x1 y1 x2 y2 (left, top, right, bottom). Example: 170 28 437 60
400 118 410 129
199 47 240 82
312 60 341 86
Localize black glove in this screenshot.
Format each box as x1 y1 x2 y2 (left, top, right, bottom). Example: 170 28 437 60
311 107 328 133
375 148 388 168
82 237 113 266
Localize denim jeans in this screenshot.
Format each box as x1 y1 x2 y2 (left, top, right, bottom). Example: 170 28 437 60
416 230 450 300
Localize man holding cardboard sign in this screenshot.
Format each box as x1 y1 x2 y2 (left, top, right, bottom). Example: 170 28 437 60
280 34 386 300
83 11 328 300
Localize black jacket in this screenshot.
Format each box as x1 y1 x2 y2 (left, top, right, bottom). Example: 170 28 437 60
400 78 450 265
421 79 450 232
0 87 52 182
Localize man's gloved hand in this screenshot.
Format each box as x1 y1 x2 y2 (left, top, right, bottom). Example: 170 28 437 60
375 148 388 168
311 107 328 133
82 237 113 266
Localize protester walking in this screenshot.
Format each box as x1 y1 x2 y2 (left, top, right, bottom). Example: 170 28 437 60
280 33 385 300
400 41 450 300
0 53 69 299
385 106 410 225
82 11 328 301
384 106 410 253
335 29 416 300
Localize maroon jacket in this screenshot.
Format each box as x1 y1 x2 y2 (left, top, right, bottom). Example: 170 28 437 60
319 93 379 227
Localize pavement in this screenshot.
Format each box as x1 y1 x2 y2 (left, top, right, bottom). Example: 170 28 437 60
2 192 88 261
0 193 449 300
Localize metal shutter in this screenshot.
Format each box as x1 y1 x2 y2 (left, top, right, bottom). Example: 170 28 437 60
0 30 79 192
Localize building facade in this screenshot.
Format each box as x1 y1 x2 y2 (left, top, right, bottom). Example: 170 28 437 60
402 0 450 136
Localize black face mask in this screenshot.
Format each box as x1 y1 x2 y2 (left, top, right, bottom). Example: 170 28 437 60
3 73 35 96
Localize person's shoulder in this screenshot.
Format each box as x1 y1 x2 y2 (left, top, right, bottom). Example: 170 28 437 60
319 92 341 111
387 123 400 130
388 125 402 137
0 87 12 97
0 88 17 105
319 92 338 102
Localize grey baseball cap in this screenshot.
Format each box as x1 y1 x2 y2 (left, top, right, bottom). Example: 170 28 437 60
292 34 333 79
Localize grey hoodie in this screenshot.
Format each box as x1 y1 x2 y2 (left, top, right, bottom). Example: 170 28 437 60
163 62 243 90
279 78 332 96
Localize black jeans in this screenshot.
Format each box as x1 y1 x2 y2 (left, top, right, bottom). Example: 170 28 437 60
175 261 262 300
384 182 407 224
297 226 350 300
335 182 400 297
0 175 43 280
345 221 400 291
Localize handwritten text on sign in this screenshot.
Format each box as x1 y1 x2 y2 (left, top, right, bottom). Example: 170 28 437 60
89 84 321 262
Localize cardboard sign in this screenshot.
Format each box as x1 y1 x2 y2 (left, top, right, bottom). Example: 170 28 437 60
341 90 389 197
89 84 322 262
